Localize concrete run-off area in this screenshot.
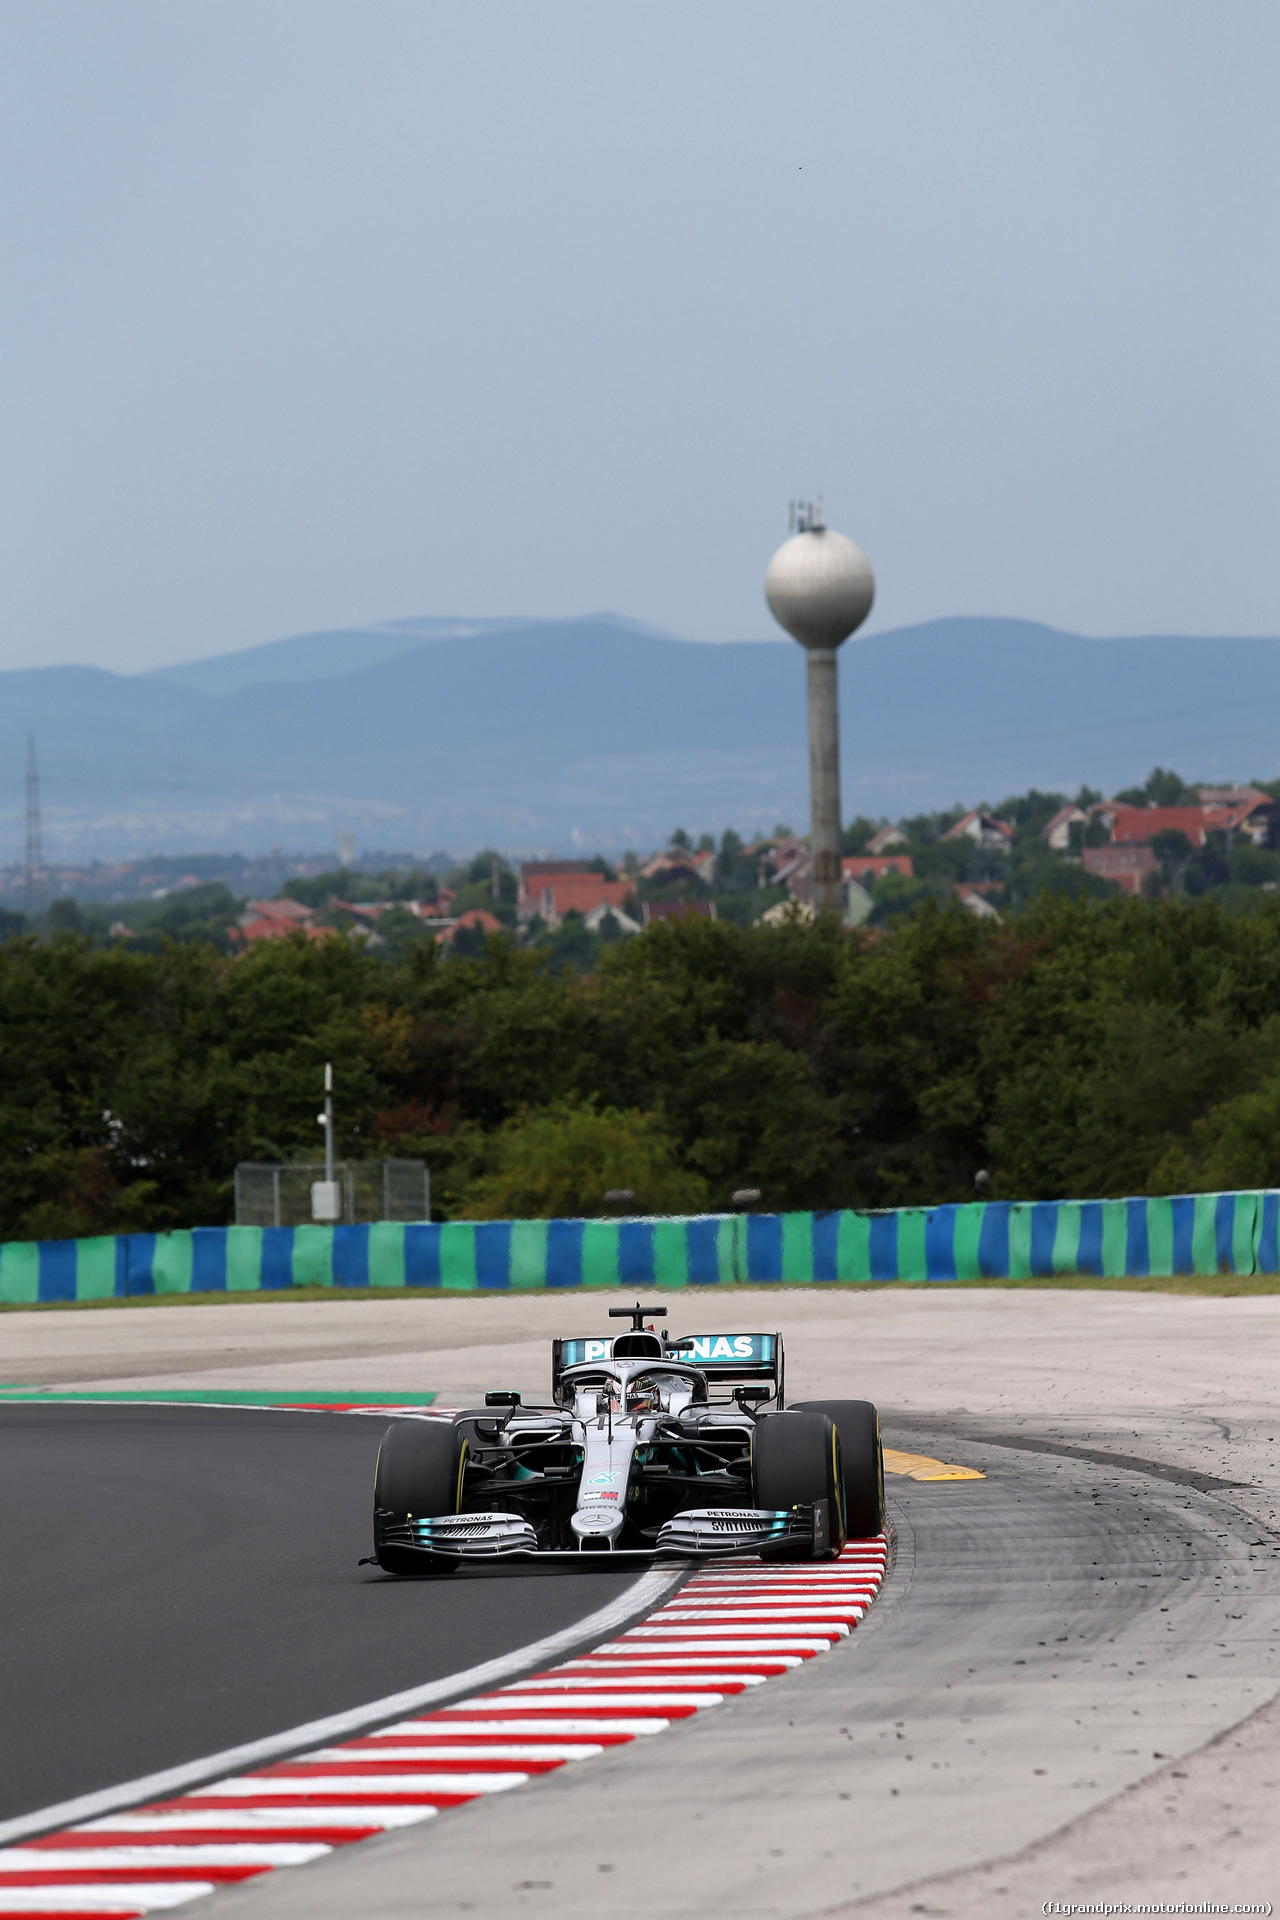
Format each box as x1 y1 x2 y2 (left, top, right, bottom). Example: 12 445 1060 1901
6 1285 1280 1915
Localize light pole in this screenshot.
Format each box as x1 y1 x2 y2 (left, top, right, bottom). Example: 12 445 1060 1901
765 500 875 916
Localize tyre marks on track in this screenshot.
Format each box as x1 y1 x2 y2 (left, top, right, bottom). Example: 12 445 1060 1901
0 1537 886 1916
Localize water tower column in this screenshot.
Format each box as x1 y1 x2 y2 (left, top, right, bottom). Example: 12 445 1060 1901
764 501 875 919
806 646 843 913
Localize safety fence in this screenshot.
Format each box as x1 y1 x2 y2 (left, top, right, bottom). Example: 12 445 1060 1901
0 1190 1275 1303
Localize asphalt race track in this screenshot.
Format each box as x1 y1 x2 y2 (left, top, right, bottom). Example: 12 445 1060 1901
0 1405 639 1824
196 1422 1280 1918
5 1282 1280 1917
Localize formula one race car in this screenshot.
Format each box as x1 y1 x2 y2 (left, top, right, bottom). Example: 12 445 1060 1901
372 1303 883 1571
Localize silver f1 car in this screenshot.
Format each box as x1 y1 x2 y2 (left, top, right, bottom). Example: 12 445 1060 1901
372 1303 883 1571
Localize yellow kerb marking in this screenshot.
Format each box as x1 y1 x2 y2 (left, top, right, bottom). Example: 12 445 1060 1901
883 1448 984 1482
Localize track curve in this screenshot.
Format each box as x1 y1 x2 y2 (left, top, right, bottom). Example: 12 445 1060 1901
190 1421 1280 1920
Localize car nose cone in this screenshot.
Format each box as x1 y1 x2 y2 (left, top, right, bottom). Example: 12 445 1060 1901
571 1507 624 1550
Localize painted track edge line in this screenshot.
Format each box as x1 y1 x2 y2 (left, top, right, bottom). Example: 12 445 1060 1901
0 1567 682 1848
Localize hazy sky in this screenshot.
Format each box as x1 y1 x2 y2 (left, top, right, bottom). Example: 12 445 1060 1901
1 2 1276 673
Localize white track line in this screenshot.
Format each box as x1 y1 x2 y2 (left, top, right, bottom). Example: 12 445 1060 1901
0 1568 678 1848
0 1539 886 1919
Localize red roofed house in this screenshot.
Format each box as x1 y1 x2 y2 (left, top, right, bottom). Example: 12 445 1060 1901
1198 789 1277 846
1081 846 1159 896
842 854 914 885
867 825 907 854
524 873 634 930
437 908 505 946
235 899 332 946
247 896 315 924
518 861 595 913
1108 806 1207 849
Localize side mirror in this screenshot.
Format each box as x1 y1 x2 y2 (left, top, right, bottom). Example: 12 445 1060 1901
485 1390 521 1408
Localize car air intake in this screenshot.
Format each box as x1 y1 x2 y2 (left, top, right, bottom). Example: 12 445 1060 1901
611 1332 664 1359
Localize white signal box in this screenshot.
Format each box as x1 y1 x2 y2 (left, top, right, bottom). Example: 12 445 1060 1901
310 1180 342 1223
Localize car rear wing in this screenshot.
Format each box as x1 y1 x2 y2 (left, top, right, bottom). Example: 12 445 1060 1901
552 1332 784 1405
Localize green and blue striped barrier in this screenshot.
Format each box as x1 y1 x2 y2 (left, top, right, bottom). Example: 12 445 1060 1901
0 1191 1276 1303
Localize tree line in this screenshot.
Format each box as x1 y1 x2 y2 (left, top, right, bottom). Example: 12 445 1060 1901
5 890 1280 1242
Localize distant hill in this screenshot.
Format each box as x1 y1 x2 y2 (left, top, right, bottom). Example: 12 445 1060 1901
143 616 527 697
3 614 1279 859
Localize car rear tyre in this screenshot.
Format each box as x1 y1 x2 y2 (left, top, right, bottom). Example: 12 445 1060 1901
792 1399 884 1538
373 1418 467 1575
751 1410 846 1558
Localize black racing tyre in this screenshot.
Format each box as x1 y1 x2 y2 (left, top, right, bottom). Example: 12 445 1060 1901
792 1399 884 1539
751 1410 846 1558
373 1418 467 1575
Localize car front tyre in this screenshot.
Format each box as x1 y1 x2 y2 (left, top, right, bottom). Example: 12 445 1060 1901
792 1399 884 1539
751 1409 847 1558
373 1418 467 1575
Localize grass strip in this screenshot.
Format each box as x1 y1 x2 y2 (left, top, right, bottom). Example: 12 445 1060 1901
0 1387 439 1404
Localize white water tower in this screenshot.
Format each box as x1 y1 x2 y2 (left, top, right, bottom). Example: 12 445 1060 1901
765 500 875 915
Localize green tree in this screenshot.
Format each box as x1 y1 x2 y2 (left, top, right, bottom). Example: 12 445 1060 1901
1228 844 1280 888
45 898 84 934
457 1100 709 1219
1153 1077 1280 1192
1115 767 1200 808
841 816 882 855
1150 828 1194 894
993 788 1066 836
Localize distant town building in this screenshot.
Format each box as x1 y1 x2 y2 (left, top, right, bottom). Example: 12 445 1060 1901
518 861 597 914
1198 786 1269 810
527 874 633 928
942 810 1015 851
1082 845 1159 895
584 901 642 936
954 882 1002 920
516 862 634 928
1198 789 1277 846
760 898 814 927
841 854 914 884
234 904 331 946
866 825 908 854
245 896 315 924
1108 805 1208 849
438 908 504 945
637 851 702 883
844 878 874 928
1041 805 1088 852
407 892 455 919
